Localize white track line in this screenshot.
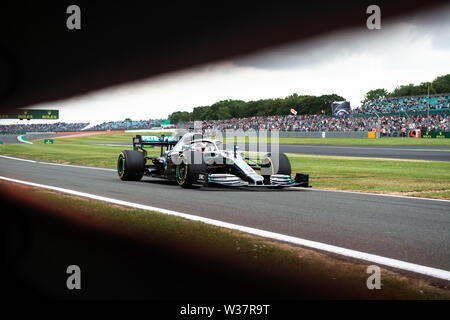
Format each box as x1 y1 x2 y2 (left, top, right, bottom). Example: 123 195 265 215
296 187 450 203
0 155 37 163
0 175 449 281
92 143 130 146
0 155 115 171
41 162 115 171
17 135 33 144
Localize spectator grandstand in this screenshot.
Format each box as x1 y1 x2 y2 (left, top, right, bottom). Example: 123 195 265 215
198 113 449 135
0 122 89 134
353 94 450 115
86 119 162 131
0 118 164 134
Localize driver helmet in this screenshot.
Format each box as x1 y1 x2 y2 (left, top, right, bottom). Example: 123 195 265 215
194 142 206 152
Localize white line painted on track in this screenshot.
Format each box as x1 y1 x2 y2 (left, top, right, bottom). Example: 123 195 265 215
0 155 37 163
17 135 33 144
295 187 450 203
91 143 130 146
1 174 449 281
0 155 115 171
0 155 448 202
41 162 116 171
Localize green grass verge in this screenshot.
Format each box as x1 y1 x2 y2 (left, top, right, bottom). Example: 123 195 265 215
289 154 450 199
0 143 131 168
0 136 161 168
3 180 448 299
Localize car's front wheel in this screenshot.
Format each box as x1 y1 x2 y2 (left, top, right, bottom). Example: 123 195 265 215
260 152 292 183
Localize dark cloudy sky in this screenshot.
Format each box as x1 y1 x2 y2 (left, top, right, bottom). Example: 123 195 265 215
4 3 450 124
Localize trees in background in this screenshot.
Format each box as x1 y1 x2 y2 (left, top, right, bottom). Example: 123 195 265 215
169 94 345 123
361 88 388 105
388 83 435 97
361 74 450 105
432 74 450 94
169 74 450 124
168 111 191 124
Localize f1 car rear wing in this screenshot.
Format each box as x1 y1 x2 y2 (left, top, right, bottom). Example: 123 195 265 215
133 135 179 156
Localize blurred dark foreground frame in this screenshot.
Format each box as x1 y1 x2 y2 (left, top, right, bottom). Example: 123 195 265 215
1 0 449 302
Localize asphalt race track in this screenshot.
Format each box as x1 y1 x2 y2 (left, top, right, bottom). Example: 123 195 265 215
91 142 450 161
0 134 22 144
0 133 66 145
1 156 449 273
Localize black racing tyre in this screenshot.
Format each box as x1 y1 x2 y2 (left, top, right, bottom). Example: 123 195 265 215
273 152 291 175
117 150 145 181
175 154 195 188
260 152 291 179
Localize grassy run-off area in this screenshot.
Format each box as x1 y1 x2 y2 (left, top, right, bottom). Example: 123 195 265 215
2 179 449 299
1 132 449 199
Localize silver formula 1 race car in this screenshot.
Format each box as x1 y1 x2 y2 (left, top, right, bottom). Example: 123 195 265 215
117 132 310 189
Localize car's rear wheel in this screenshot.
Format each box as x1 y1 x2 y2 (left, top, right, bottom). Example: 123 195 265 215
118 150 145 181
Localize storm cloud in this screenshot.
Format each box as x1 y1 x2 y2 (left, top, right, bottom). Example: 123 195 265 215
232 4 450 70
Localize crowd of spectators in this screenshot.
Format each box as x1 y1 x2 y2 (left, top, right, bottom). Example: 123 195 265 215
1 111 449 137
200 113 450 134
353 94 450 115
0 122 89 134
198 95 450 135
0 118 164 134
86 119 162 131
